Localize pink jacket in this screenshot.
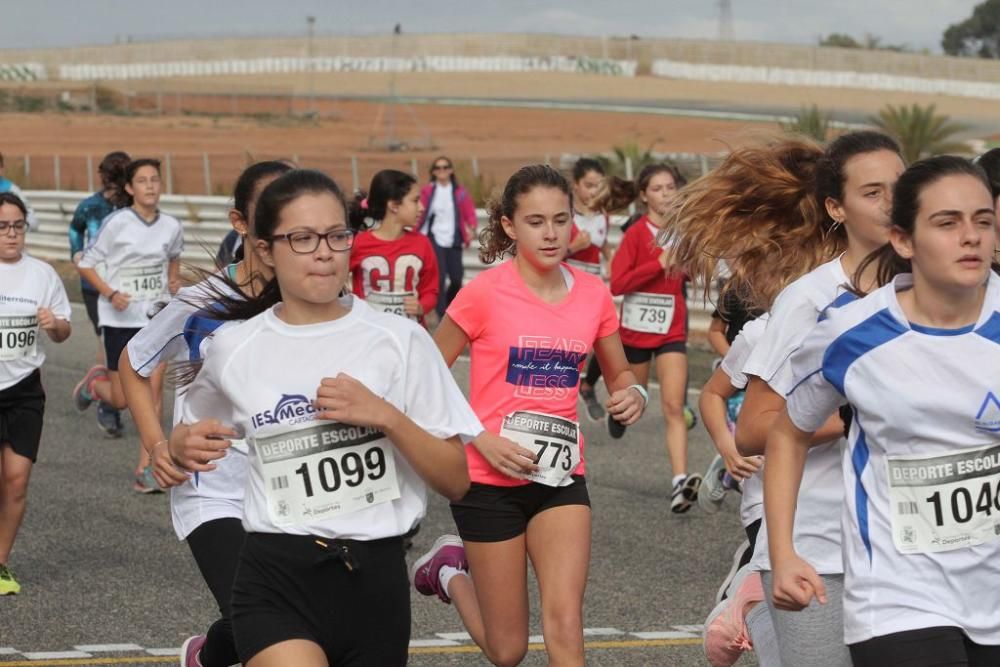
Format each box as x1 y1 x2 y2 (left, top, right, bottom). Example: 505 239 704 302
419 182 478 248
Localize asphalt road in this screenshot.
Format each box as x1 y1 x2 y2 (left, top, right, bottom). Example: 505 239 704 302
0 304 757 667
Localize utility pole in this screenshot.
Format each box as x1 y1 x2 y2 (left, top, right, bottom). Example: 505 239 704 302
718 0 734 41
306 15 316 116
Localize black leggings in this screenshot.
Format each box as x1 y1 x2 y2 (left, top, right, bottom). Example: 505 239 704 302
850 626 1000 667
583 355 602 387
432 240 464 316
186 518 246 667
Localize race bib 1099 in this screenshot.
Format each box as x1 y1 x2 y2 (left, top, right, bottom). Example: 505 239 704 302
887 443 1000 554
254 420 400 526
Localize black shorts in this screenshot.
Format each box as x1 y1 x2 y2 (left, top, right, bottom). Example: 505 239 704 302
0 370 45 463
850 626 1000 667
82 287 101 336
102 326 142 372
623 341 686 364
450 475 590 543
232 532 410 666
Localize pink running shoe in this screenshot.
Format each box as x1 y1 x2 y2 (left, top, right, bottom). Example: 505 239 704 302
73 365 108 412
179 634 206 667
409 535 468 604
703 568 764 667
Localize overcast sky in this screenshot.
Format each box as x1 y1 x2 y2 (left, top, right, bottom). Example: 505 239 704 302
0 1 982 53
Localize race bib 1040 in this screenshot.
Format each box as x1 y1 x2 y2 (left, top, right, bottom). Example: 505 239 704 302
365 291 417 320
500 411 580 487
119 264 166 301
621 292 675 335
254 420 400 526
887 443 1000 554
0 315 38 361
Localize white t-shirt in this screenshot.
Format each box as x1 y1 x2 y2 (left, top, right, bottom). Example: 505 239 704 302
180 296 484 540
719 314 768 527
127 270 247 540
0 255 71 390
78 208 184 329
787 273 1000 645
427 182 456 248
743 256 852 575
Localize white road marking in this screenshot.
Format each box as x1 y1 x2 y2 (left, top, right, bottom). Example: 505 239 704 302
630 630 700 640
583 628 625 636
409 639 460 648
73 644 143 652
0 626 705 660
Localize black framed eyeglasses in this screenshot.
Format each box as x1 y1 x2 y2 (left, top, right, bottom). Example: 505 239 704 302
433 163 453 171
0 220 27 235
270 229 355 254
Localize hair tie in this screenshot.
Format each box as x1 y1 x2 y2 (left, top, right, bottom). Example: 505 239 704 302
360 198 369 210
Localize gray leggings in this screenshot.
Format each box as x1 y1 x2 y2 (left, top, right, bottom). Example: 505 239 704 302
761 571 852 667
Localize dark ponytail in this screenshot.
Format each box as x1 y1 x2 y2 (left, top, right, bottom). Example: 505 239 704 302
347 169 417 231
172 170 350 389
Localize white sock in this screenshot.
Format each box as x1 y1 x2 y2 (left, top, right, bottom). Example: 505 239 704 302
672 474 686 487
438 565 466 595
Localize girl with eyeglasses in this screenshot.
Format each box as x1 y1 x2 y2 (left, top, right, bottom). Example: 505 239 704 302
172 169 481 666
348 169 439 327
0 192 72 595
119 161 292 667
418 157 478 316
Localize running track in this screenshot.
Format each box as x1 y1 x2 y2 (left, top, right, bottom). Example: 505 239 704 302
0 305 755 666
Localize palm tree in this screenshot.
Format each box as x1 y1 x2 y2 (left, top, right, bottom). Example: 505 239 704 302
600 141 661 177
870 104 971 163
781 105 832 142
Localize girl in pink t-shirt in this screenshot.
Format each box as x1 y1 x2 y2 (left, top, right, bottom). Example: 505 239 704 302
410 164 647 666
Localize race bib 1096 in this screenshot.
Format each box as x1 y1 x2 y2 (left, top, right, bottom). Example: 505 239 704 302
500 411 580 487
887 443 1000 554
621 292 675 335
119 264 165 301
0 315 38 361
254 420 400 526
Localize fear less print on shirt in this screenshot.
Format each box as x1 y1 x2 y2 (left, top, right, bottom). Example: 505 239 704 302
506 335 587 400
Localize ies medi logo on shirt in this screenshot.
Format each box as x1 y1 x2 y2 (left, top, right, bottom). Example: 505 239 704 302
251 393 317 429
974 391 1000 433
506 335 587 399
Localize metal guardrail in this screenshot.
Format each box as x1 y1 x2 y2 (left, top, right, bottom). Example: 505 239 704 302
24 190 714 330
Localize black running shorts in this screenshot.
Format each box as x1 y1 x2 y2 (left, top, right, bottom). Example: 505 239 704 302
450 475 590 543
623 341 687 364
102 326 142 372
82 288 101 336
850 626 1000 667
0 370 45 463
231 532 410 666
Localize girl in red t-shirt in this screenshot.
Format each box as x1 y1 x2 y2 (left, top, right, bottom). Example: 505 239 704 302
348 169 439 327
608 163 702 513
411 164 647 666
